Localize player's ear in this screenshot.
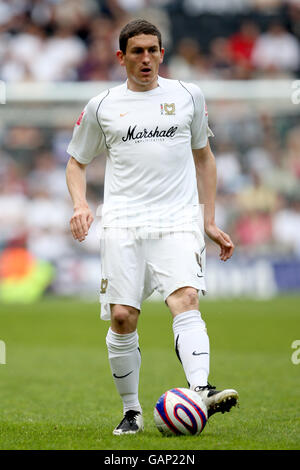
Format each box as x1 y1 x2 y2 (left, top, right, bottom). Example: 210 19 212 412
116 50 125 66
159 47 165 64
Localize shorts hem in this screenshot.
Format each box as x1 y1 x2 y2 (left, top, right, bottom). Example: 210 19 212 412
100 297 141 309
163 281 207 302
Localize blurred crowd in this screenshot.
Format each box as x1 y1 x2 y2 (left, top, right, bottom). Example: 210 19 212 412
1 108 300 265
0 0 299 82
0 0 300 289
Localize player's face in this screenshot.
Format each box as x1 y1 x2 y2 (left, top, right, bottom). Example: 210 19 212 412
117 34 164 92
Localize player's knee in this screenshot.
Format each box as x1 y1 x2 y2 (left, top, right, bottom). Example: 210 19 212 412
181 287 199 309
111 305 132 326
110 304 139 332
167 287 199 314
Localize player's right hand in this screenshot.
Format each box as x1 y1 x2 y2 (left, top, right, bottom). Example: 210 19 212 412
70 205 94 242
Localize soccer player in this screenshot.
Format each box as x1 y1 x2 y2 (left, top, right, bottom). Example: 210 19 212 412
66 19 238 435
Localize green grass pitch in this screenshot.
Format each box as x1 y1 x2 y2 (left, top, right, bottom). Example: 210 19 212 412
0 296 299 450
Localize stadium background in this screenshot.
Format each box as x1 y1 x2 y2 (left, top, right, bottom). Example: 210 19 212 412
0 0 299 451
1 0 300 302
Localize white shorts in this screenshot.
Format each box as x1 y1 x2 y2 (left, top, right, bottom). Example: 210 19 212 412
99 227 206 320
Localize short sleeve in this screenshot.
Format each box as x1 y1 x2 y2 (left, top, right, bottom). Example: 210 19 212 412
187 83 214 150
67 95 107 164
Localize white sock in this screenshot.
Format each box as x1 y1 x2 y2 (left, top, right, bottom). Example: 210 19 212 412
106 328 142 415
173 310 210 389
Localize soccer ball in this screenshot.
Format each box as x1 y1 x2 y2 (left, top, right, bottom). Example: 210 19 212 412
154 388 207 436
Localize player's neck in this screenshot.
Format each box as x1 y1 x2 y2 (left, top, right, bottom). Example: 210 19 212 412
127 76 159 92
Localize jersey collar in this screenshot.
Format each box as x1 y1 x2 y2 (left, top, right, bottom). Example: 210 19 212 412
124 76 165 96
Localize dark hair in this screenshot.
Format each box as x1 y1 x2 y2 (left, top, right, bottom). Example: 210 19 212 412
119 19 162 54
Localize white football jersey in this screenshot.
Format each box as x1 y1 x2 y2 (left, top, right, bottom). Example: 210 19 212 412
67 76 213 229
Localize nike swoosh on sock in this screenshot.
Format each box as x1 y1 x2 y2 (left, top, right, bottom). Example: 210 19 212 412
113 371 133 379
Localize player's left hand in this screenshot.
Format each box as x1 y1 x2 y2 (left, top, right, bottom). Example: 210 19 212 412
205 223 234 261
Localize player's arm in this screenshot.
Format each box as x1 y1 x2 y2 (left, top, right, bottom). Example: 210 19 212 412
66 156 94 242
192 142 234 261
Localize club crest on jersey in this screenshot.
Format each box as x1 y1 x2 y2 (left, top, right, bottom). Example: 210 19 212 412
161 103 176 115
